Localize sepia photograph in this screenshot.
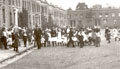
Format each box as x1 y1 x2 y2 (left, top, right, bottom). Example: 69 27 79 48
0 0 120 69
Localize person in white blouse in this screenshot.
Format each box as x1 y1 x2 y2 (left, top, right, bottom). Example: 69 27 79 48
113 28 118 41
23 27 27 47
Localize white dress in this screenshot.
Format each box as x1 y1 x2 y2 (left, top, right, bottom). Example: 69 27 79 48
57 32 62 42
82 32 88 41
41 37 45 43
113 29 118 38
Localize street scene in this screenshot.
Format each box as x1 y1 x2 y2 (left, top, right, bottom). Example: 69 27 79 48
0 0 120 69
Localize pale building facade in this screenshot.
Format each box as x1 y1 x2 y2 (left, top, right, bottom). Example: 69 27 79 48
0 0 68 29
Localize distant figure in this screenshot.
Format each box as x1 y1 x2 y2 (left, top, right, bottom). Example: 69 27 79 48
95 30 101 47
51 28 57 46
41 35 45 47
44 31 49 47
88 31 92 45
12 28 19 52
113 28 118 41
105 27 111 43
92 31 97 46
78 31 84 48
0 28 2 48
23 27 27 47
67 28 74 47
1 27 8 50
57 29 62 46
34 26 42 49
107 31 111 43
105 27 110 40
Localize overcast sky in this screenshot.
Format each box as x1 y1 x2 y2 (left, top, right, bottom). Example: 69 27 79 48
47 0 120 10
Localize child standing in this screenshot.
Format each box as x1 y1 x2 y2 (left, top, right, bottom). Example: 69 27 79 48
96 30 101 47
41 35 45 47
107 31 111 43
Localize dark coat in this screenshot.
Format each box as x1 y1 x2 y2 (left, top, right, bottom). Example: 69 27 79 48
34 28 42 41
51 29 56 37
44 32 49 41
105 29 110 38
69 30 73 38
13 32 19 47
78 35 84 42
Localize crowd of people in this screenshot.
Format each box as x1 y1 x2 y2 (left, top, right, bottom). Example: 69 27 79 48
0 26 33 52
0 25 120 53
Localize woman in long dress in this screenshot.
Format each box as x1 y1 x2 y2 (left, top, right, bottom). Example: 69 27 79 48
57 29 62 46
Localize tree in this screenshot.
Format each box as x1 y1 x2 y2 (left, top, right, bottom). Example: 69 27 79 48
41 14 48 30
42 14 58 30
18 8 28 28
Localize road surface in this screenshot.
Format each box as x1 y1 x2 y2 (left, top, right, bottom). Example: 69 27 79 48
1 39 120 69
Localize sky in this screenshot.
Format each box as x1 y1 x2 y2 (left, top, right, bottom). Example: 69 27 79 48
47 0 120 10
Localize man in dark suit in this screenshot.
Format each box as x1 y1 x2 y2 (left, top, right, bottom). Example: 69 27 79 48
105 27 110 41
34 25 42 49
67 28 74 47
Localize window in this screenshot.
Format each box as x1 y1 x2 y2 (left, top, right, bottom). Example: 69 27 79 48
25 1 26 8
14 13 15 25
99 13 102 18
105 13 108 17
103 19 107 24
12 0 14 5
22 0 24 7
9 12 12 25
95 19 97 25
16 0 17 6
80 14 83 18
70 20 72 27
74 13 77 16
98 20 101 25
119 13 120 17
114 20 117 24
3 8 5 23
74 20 76 27
9 0 11 5
68 14 71 18
18 0 20 7
79 20 82 24
112 13 115 17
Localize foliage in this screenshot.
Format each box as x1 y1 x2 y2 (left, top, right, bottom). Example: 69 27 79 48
18 8 28 28
42 14 58 30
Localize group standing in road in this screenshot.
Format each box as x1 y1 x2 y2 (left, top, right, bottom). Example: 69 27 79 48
1 25 120 52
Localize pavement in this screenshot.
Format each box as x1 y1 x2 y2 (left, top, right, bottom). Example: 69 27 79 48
0 41 34 63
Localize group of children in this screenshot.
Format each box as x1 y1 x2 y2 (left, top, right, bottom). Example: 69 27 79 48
5 26 120 51
40 27 101 48
105 27 120 43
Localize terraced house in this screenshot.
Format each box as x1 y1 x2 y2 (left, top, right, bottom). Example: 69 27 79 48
0 0 68 29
